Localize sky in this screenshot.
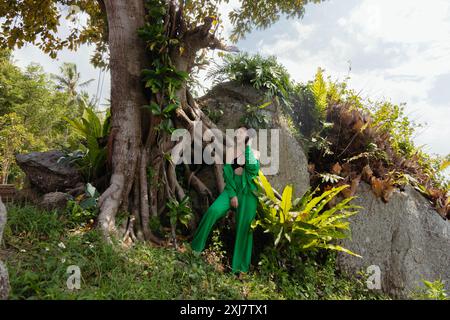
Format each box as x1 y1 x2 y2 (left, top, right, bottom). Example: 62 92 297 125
12 0 450 156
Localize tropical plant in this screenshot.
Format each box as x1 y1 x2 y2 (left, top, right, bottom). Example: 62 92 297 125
240 101 272 129
310 67 328 118
0 113 35 184
51 62 95 112
208 53 293 109
167 196 194 249
252 171 361 257
66 183 100 224
62 105 111 181
0 53 82 184
294 68 449 218
413 279 448 300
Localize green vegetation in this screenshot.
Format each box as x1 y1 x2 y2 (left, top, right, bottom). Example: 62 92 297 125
0 51 83 185
240 101 272 129
0 49 108 185
0 113 34 184
3 205 386 300
253 172 360 256
138 0 190 136
412 279 448 300
63 106 111 181
209 53 293 108
217 53 449 219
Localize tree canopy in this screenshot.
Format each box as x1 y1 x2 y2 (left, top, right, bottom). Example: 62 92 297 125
0 0 325 66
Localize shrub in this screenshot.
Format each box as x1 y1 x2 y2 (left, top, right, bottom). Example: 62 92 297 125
62 105 111 181
208 53 293 108
252 171 361 257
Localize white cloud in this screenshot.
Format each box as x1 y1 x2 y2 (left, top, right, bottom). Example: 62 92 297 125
342 0 450 43
233 0 450 155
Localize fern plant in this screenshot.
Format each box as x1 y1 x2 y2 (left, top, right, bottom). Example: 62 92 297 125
310 67 328 118
208 53 293 109
252 171 361 257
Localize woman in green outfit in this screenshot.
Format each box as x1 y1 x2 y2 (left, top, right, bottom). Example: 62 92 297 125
190 127 260 275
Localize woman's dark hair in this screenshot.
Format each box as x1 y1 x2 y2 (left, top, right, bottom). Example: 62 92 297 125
237 125 255 145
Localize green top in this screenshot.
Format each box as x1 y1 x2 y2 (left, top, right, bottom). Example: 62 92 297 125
223 145 260 199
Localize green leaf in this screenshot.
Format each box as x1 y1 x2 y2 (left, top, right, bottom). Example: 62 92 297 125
163 103 179 115
274 227 283 247
80 197 97 210
256 171 277 201
318 244 362 258
280 184 293 223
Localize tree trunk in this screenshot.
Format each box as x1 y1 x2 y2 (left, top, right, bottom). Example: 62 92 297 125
97 1 232 245
98 0 148 240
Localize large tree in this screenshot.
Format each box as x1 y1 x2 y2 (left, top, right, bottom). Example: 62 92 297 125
0 0 323 242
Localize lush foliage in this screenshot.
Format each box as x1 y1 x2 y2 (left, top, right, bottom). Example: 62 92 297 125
167 196 194 248
65 183 100 224
304 69 449 218
0 113 34 184
209 53 293 108
256 248 386 300
228 0 326 42
0 1 107 66
240 101 272 129
412 279 448 300
0 51 81 184
63 105 111 181
252 171 360 257
3 205 386 300
138 0 190 136
218 53 449 218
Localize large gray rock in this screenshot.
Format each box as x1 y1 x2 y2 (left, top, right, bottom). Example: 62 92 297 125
337 182 450 298
198 81 310 197
0 198 9 300
16 151 83 194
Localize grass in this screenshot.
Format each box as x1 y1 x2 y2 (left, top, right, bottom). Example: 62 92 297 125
2 205 387 300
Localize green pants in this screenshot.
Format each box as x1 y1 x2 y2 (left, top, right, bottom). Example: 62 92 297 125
191 174 258 274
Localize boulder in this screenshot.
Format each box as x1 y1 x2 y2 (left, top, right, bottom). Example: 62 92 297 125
198 81 310 197
40 192 71 211
15 151 83 194
337 182 450 298
0 198 9 300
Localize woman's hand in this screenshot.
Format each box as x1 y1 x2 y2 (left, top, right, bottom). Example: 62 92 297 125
234 167 244 175
230 196 239 209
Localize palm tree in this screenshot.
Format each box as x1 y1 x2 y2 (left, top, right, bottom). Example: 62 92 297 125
52 63 95 111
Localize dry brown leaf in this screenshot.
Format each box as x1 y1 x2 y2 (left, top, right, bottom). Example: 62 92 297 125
362 165 373 182
371 177 383 198
350 174 361 196
332 162 342 175
382 183 395 202
352 117 365 131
